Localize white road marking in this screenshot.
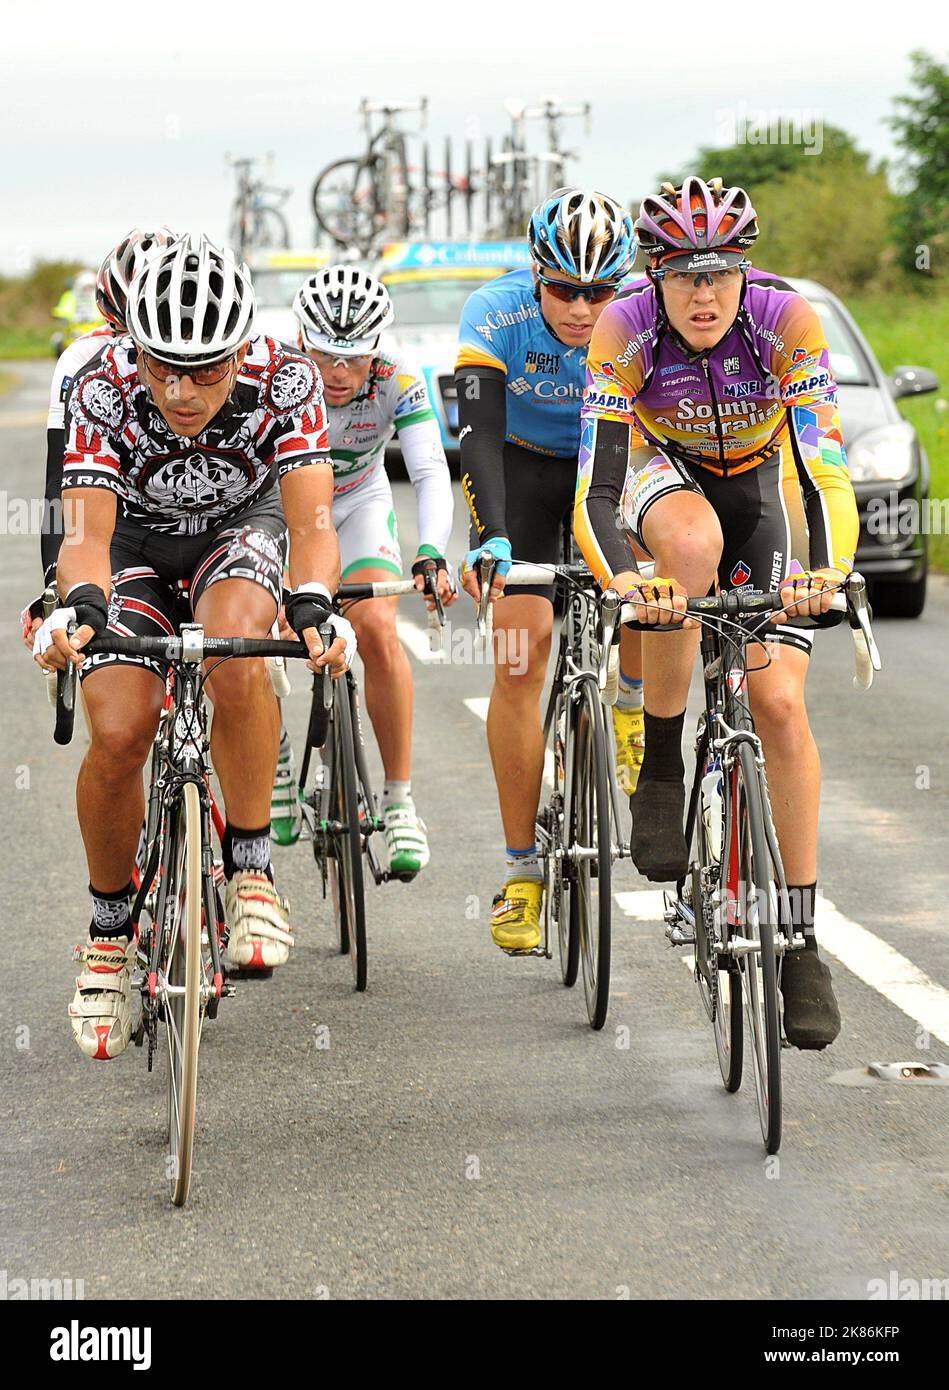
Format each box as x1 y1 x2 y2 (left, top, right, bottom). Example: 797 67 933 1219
615 889 949 1045
396 615 446 664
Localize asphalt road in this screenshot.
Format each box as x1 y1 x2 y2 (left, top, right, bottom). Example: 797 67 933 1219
1 359 947 1301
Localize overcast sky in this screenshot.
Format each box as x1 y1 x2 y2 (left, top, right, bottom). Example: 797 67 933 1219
2 0 947 272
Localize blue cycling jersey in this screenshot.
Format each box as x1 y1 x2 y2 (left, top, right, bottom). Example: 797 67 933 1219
456 268 588 458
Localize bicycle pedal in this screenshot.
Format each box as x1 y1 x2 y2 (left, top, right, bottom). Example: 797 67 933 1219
665 923 696 947
223 964 274 981
387 870 418 884
500 945 546 958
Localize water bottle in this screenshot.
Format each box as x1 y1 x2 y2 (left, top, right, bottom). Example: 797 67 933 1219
555 709 566 792
701 758 724 862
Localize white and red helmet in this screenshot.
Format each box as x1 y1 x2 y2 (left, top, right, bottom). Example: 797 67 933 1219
95 227 177 331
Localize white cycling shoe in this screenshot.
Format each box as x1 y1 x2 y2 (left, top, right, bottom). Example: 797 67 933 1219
68 936 137 1061
224 870 294 972
383 803 430 879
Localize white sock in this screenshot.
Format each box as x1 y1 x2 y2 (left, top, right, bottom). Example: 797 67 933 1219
505 847 542 883
616 673 644 712
383 780 412 811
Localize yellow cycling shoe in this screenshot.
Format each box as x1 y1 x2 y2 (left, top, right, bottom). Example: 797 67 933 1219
612 705 646 794
491 879 543 953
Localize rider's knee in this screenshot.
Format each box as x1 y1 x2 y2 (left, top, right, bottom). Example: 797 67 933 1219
493 634 548 694
353 606 399 669
89 714 156 775
752 682 809 740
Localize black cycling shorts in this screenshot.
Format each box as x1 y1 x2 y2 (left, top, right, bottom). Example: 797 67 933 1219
80 491 287 683
622 444 815 653
469 441 578 601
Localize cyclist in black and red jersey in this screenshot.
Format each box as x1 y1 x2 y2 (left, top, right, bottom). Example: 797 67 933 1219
33 232 355 1061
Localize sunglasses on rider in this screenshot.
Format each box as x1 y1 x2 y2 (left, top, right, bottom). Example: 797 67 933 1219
142 352 236 386
536 273 620 304
310 349 374 372
651 264 748 289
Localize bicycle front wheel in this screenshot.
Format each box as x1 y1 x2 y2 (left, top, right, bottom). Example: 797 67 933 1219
327 678 367 991
689 764 743 1092
568 679 613 1029
734 741 782 1152
164 780 203 1206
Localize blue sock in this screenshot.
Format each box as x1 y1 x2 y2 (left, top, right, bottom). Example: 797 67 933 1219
504 846 542 883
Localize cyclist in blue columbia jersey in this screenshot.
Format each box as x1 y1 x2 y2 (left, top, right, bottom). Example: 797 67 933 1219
456 188 641 953
272 266 456 876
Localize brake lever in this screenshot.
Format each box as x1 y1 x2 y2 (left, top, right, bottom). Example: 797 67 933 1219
421 562 445 652
477 554 495 646
598 588 620 700
844 572 882 690
318 621 335 709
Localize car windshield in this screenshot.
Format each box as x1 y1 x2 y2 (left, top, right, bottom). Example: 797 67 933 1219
807 296 873 386
384 275 501 326
251 269 314 310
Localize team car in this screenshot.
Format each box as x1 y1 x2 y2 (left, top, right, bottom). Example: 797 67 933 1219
787 277 937 618
245 248 331 348
376 239 532 462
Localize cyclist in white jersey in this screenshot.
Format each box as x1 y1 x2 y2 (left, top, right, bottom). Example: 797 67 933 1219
22 228 176 650
271 266 455 877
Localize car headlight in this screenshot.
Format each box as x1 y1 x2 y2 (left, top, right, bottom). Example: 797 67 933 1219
847 421 917 483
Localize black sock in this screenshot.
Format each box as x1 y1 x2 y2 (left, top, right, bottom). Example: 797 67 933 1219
222 823 273 882
637 710 686 786
787 882 818 952
89 881 133 939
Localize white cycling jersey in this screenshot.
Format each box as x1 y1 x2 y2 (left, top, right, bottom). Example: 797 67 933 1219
47 325 115 430
327 343 452 559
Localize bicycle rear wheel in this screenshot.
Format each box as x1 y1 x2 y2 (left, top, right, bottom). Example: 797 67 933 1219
164 780 203 1206
252 204 290 249
312 157 378 251
733 741 782 1152
569 679 612 1029
327 678 367 991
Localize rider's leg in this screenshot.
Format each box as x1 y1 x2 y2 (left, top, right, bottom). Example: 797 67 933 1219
747 641 840 1047
488 593 552 850
197 577 280 849
631 492 722 879
486 593 552 950
78 664 166 897
71 662 166 1059
344 571 412 781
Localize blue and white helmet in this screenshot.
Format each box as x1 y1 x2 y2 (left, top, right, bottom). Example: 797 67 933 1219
528 188 637 283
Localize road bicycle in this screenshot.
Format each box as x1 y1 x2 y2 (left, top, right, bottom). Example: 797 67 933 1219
484 98 590 238
472 543 631 1030
649 575 880 1153
226 154 291 259
53 624 313 1206
294 568 446 992
311 99 429 256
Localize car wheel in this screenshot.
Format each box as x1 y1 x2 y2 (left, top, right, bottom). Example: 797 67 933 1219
872 570 927 619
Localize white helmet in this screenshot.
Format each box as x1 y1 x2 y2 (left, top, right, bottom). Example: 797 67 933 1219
126 232 256 366
293 266 394 356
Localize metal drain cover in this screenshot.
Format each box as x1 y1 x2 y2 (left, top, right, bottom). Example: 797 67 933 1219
867 1061 949 1083
830 1062 949 1087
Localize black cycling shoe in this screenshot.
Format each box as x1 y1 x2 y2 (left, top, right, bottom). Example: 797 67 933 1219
629 777 688 882
781 948 841 1049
